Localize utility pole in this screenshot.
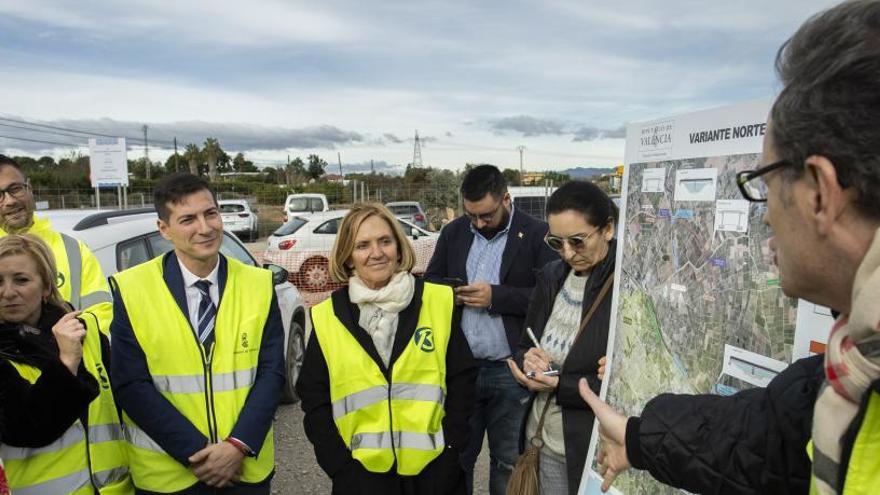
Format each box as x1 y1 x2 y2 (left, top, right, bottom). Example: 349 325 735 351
516 145 526 186
173 137 179 173
143 125 151 181
337 152 343 178
370 159 374 175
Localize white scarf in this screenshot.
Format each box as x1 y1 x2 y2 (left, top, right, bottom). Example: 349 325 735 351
348 271 415 367
812 227 880 493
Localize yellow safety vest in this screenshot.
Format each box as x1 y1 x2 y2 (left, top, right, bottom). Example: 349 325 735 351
111 255 275 493
808 385 880 495
311 282 453 475
0 314 132 495
0 216 113 334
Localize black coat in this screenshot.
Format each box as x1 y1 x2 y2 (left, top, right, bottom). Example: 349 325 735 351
425 209 558 355
0 303 101 447
296 278 477 495
514 240 616 495
625 354 825 494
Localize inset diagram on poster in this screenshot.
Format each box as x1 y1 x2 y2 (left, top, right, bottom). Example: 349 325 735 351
714 199 750 233
641 167 666 193
674 168 717 201
721 344 788 388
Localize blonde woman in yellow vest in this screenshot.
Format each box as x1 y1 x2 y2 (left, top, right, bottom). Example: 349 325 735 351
0 234 131 494
109 174 285 494
298 202 477 495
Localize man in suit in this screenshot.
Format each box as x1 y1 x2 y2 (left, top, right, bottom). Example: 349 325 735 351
426 165 558 494
110 173 285 494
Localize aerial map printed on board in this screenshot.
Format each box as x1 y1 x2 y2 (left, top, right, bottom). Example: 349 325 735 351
580 100 832 495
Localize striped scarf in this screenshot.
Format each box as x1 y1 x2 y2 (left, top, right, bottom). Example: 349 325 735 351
812 227 880 493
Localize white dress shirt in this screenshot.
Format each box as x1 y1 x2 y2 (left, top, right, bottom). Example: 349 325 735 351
177 257 220 333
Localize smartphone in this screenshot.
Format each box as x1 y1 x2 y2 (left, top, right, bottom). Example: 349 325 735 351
441 277 466 288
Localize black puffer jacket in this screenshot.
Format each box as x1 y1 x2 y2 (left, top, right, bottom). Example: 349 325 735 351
514 240 616 495
0 303 100 447
626 354 825 494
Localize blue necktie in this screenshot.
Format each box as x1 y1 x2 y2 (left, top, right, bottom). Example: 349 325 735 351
194 280 216 346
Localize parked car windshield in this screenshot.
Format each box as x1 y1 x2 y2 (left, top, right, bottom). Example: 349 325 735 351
388 204 418 215
274 217 308 236
220 204 246 213
288 198 323 212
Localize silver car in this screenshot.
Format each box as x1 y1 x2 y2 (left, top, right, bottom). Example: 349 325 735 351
386 201 430 230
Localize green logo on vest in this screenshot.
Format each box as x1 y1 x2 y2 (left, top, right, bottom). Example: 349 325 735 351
413 327 434 352
241 333 249 349
56 271 65 288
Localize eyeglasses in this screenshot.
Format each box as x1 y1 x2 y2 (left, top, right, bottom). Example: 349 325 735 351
736 160 793 202
464 200 504 223
0 183 30 203
544 228 601 252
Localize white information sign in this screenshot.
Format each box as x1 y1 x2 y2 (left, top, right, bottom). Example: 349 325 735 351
88 137 128 187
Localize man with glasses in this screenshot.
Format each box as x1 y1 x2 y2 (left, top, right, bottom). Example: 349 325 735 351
0 154 112 328
579 1 880 494
426 164 557 494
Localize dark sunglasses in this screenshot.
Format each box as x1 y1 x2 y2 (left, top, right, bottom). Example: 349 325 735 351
544 228 602 252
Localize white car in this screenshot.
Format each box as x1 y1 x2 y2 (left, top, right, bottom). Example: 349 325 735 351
219 199 259 242
264 209 438 293
44 208 309 404
284 193 329 222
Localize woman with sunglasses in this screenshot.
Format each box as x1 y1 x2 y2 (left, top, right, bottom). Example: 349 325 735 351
507 181 617 495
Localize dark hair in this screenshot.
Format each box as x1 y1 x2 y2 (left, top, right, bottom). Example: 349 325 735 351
153 173 215 222
460 165 507 202
0 155 21 171
771 0 880 218
546 181 615 228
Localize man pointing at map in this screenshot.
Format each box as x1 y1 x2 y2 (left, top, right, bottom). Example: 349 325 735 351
582 1 880 494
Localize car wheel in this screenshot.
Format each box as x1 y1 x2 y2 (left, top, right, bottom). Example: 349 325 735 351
280 319 306 404
298 256 331 292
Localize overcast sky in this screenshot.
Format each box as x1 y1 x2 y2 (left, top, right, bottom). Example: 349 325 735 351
0 0 839 173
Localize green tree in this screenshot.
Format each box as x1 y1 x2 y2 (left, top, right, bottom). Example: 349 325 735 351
232 153 257 172
203 137 221 181
183 143 201 175
502 168 520 185
306 154 327 180
164 153 183 173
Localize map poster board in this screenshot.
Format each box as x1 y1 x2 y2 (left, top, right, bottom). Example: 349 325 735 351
579 99 834 494
88 137 129 187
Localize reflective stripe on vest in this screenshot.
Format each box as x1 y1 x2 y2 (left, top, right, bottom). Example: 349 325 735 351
151 367 257 395
332 383 445 420
11 468 91 495
61 232 82 309
312 282 453 475
113 255 274 493
0 315 131 494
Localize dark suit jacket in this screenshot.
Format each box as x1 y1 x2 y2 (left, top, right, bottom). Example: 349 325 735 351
425 208 558 355
110 252 285 466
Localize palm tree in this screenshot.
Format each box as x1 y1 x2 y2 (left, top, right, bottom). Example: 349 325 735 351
203 138 220 181
183 143 201 175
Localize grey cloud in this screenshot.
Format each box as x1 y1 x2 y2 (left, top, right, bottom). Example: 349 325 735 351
572 125 626 141
490 115 567 137
0 117 364 153
383 133 405 144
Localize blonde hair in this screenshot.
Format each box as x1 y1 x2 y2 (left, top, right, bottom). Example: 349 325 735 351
0 234 66 309
329 202 416 283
